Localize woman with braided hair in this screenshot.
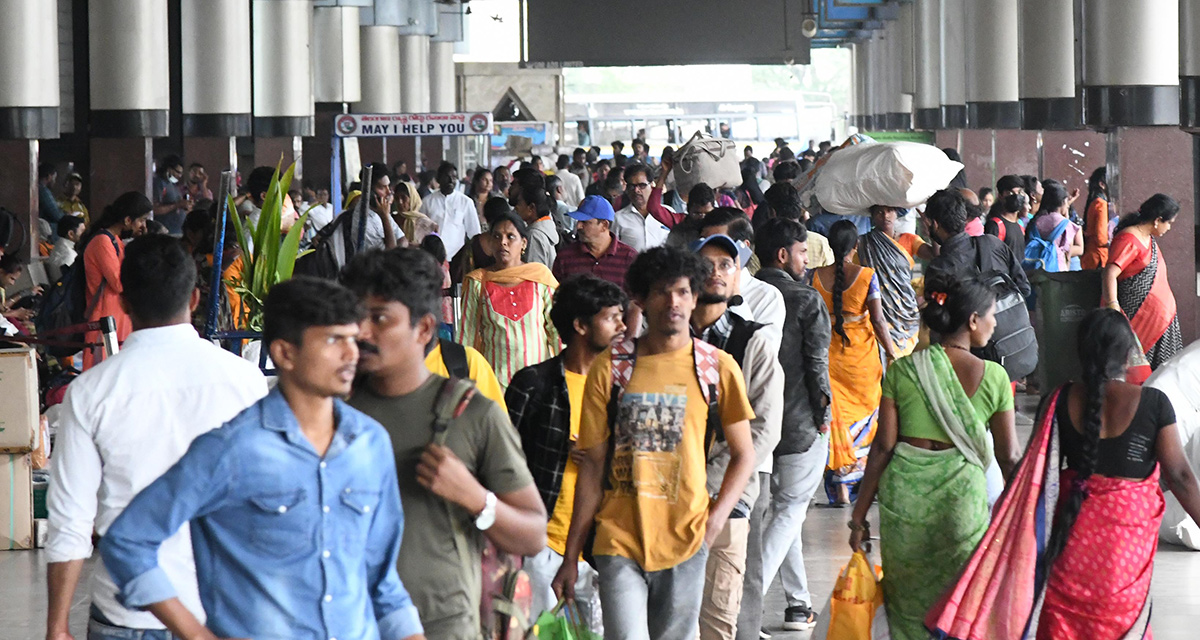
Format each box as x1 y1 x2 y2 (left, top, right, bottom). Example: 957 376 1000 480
848 272 1018 640
927 308 1200 639
812 219 896 504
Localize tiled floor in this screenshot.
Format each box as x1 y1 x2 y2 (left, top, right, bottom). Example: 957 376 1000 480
5 394 1200 638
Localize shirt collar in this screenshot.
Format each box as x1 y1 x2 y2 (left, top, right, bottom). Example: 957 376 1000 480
693 309 734 347
942 232 970 249
120 323 202 350
259 387 365 456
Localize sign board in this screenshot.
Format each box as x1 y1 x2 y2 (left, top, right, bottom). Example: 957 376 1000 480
491 121 552 151
334 112 493 138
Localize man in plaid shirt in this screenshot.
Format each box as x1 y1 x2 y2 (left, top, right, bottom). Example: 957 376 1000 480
505 274 628 628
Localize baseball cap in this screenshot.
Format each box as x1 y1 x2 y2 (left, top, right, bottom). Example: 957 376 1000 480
568 195 615 222
691 234 753 268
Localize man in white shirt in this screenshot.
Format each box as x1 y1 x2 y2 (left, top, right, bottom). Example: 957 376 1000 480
613 164 670 252
555 154 585 208
420 161 481 259
45 235 268 639
302 180 335 232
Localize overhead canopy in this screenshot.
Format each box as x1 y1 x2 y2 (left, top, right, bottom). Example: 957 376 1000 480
524 0 812 66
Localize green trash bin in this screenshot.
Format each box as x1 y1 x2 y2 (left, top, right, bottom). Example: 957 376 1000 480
1030 269 1101 393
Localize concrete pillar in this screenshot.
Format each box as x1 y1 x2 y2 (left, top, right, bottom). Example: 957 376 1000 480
357 26 402 113
0 0 58 139
400 35 431 113
181 0 251 137
965 0 1020 128
861 37 876 130
939 0 968 128
89 0 169 138
899 2 916 97
1183 0 1200 130
1019 0 1077 129
312 6 362 105
914 0 942 129
430 40 456 113
253 0 314 137
1082 0 1179 127
884 21 911 130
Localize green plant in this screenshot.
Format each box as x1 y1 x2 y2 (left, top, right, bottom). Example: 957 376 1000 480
225 163 310 331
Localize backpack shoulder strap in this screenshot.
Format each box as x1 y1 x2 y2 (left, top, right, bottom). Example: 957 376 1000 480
439 337 470 380
692 338 722 405
692 338 725 454
431 376 477 447
602 337 638 490
720 315 767 368
1050 217 1071 240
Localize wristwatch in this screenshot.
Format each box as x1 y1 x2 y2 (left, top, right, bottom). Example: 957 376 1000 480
475 491 497 531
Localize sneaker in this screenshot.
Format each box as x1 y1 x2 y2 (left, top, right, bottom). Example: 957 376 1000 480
759 628 772 640
782 604 817 631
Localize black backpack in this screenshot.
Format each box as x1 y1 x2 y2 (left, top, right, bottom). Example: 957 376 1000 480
293 212 355 279
971 239 1038 381
36 232 120 357
439 337 470 379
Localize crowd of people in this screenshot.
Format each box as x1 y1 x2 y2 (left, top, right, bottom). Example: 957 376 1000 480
0 136 1196 640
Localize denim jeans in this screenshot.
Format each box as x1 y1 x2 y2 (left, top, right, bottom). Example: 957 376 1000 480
760 434 828 607
525 546 602 634
595 544 709 640
735 473 771 640
87 605 178 640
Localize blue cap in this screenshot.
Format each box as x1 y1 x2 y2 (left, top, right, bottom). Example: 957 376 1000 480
691 234 753 268
568 195 615 222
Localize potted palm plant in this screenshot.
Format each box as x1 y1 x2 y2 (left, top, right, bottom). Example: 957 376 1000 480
224 163 310 365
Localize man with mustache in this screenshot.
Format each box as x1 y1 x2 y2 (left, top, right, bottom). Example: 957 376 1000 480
341 248 546 640
100 277 424 640
688 235 784 640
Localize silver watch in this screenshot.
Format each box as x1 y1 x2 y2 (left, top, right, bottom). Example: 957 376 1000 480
474 491 497 531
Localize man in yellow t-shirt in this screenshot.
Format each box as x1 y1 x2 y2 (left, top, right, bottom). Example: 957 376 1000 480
505 275 628 628
553 247 757 640
425 337 507 411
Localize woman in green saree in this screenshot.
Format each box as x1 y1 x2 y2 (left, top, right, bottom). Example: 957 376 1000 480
848 273 1021 640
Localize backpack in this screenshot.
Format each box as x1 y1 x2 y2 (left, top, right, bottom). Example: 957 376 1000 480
430 377 532 640
439 337 470 380
292 212 355 279
1022 218 1070 272
988 216 1006 242
36 231 120 357
972 241 1038 381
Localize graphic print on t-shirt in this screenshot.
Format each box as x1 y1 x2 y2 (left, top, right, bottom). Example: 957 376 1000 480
613 390 687 502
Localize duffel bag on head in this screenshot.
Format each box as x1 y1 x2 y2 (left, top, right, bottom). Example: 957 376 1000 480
672 131 742 195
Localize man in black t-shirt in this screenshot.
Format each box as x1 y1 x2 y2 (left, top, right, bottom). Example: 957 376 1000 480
985 190 1029 262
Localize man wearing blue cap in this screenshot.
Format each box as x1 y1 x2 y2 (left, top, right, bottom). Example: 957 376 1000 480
552 195 639 291
689 235 784 640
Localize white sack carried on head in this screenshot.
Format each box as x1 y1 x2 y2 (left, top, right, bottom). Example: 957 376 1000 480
815 141 964 214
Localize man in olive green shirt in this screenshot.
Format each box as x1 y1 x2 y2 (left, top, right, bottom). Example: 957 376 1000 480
342 248 547 640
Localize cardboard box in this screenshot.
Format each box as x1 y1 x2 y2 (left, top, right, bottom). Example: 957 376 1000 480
0 453 34 550
0 347 38 452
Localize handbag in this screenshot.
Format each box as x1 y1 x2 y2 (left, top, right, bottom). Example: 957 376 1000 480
824 549 886 640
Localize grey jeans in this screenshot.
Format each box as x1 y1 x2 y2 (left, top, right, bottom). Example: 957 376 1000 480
735 472 771 640
595 544 709 640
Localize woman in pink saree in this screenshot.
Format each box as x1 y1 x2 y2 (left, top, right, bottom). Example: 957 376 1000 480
927 309 1200 640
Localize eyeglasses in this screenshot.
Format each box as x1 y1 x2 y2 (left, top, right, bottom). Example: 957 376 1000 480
707 258 738 273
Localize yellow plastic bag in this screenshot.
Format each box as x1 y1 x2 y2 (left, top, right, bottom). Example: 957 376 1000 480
826 550 884 640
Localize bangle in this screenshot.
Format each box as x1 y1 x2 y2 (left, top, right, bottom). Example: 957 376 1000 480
848 519 870 532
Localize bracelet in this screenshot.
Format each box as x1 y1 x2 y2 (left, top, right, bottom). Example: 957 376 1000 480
848 519 870 533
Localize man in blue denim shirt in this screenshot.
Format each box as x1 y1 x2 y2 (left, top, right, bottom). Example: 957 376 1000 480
100 278 426 640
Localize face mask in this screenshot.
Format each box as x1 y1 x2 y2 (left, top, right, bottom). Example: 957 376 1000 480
168 175 179 184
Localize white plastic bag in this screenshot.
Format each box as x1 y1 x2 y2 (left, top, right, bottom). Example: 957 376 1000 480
672 131 742 195
815 142 964 214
